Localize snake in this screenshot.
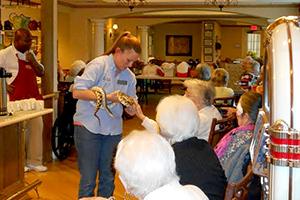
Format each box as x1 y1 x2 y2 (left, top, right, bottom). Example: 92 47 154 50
91 86 114 124
116 91 135 107
91 86 135 124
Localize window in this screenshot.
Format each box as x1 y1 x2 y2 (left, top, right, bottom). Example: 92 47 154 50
247 33 261 56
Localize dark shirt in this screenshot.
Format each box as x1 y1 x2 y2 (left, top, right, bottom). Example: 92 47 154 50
173 137 227 200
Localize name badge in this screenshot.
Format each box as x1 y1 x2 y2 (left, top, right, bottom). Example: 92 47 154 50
117 80 128 85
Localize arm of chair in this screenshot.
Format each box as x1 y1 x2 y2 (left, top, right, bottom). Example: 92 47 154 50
224 167 254 200
208 118 218 145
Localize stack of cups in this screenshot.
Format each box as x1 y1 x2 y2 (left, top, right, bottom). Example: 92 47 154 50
7 98 44 113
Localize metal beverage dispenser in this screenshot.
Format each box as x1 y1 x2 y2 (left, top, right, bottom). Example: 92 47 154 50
0 67 12 116
264 16 300 200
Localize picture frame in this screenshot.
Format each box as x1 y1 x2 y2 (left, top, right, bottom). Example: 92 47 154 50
204 39 213 46
31 36 39 53
3 31 14 47
204 23 214 30
204 31 213 38
166 35 192 56
204 55 213 62
204 47 213 54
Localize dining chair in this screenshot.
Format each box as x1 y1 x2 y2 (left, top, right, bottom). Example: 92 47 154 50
213 96 236 108
224 164 254 200
208 115 238 147
213 96 237 118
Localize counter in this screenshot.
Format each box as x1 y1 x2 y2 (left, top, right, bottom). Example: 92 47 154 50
0 108 53 199
0 109 53 128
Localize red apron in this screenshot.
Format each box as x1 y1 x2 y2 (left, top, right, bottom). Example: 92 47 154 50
9 55 42 101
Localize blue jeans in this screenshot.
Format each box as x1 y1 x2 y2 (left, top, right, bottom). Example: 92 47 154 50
74 125 121 198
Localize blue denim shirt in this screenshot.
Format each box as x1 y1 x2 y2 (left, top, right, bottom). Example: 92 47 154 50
73 54 137 135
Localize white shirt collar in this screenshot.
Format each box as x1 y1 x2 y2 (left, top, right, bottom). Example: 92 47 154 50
12 45 27 61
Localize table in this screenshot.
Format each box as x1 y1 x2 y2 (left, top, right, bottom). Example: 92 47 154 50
0 109 53 199
136 75 190 104
136 75 190 81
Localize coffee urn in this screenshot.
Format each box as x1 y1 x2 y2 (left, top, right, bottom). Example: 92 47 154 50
264 16 300 200
0 67 12 116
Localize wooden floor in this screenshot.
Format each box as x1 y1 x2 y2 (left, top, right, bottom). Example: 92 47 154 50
25 88 181 200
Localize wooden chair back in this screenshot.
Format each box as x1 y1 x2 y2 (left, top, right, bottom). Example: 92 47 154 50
208 115 238 147
214 96 237 118
214 96 236 108
224 165 254 200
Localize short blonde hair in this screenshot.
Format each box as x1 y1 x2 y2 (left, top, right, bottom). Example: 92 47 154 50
211 68 229 87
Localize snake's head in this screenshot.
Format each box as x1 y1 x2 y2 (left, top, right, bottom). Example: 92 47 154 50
117 92 135 107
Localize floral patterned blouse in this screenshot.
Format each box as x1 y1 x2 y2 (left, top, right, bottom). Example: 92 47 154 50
214 124 255 183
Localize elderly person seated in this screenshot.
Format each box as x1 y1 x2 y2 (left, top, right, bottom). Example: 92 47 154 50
211 68 234 98
65 60 86 83
115 130 209 200
135 95 227 200
240 56 261 91
194 63 211 81
183 79 222 140
214 91 261 183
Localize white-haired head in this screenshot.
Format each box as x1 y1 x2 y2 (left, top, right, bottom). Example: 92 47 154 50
156 95 201 144
70 60 86 77
195 63 211 81
242 56 260 76
183 79 215 109
114 130 178 199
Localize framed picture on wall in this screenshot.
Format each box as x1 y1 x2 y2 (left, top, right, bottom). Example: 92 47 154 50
204 31 213 38
3 31 14 47
204 23 214 30
204 39 213 46
166 35 192 56
204 47 213 54
204 55 213 62
31 36 39 53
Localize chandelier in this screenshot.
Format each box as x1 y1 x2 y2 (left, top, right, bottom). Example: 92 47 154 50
205 0 238 11
117 0 147 11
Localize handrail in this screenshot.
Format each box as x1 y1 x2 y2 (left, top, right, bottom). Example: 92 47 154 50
42 91 60 100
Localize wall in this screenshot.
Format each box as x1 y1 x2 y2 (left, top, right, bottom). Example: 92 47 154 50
152 22 201 62
1 6 40 21
0 6 41 49
56 5 299 69
220 27 247 60
58 11 71 69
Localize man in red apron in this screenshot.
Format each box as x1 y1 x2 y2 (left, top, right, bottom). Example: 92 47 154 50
0 28 47 172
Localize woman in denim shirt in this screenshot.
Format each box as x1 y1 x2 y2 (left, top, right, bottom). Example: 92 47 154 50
72 32 141 199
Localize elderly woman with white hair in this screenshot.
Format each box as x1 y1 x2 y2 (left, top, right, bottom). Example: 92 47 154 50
135 95 227 200
183 79 222 140
195 63 211 81
65 60 86 83
115 130 208 200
